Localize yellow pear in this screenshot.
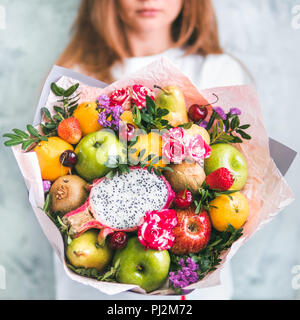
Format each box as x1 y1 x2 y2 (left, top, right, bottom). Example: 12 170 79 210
155 85 188 127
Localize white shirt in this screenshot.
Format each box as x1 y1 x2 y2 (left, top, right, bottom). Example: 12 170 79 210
54 47 252 300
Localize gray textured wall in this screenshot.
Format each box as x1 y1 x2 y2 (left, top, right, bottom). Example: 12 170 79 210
0 0 299 299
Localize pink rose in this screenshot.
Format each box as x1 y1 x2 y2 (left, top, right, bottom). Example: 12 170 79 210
131 84 155 109
187 134 211 162
138 210 178 250
109 87 132 110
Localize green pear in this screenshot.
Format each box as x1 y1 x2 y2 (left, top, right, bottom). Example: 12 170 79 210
66 230 113 273
155 85 188 127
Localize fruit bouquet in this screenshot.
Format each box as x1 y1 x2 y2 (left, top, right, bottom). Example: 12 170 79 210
4 58 294 295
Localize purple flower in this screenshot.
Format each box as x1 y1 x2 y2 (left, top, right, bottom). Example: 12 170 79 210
169 257 199 289
213 107 227 120
97 94 110 109
229 107 242 115
199 120 208 129
97 96 123 130
43 180 51 193
98 111 111 127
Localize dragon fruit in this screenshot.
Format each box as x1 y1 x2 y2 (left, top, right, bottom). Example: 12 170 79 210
62 167 175 242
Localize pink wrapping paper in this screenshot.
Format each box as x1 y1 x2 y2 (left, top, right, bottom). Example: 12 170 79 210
11 57 294 295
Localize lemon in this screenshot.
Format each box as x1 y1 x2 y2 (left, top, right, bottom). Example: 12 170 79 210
209 192 249 231
34 137 73 181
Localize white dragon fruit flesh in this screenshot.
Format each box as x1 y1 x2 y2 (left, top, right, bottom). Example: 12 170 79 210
62 167 175 238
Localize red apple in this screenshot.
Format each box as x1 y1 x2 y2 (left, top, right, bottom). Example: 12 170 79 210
171 207 211 255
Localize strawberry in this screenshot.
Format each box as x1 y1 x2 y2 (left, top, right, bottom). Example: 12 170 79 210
205 167 234 191
57 117 82 145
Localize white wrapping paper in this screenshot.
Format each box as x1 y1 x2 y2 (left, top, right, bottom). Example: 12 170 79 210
11 58 295 295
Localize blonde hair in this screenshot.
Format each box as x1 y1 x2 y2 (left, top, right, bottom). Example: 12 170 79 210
57 0 223 83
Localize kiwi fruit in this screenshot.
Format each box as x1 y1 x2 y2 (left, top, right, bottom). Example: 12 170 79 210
50 175 89 214
163 162 206 193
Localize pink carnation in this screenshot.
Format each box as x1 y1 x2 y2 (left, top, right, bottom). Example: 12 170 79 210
109 87 132 110
131 84 155 109
187 135 211 162
162 127 189 164
109 85 155 110
162 127 188 145
162 140 187 164
138 209 178 251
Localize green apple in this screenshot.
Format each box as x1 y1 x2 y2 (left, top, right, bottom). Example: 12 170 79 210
66 230 113 273
204 143 248 190
75 129 124 181
113 237 170 293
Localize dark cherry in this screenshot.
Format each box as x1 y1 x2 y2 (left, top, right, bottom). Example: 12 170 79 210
188 104 208 122
174 190 193 208
108 231 128 250
60 150 77 167
119 123 136 141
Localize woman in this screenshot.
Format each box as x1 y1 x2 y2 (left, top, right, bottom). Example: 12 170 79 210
55 0 252 300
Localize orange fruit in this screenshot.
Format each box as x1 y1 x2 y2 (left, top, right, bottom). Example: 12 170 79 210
209 192 249 231
129 132 165 168
73 102 102 136
34 137 73 181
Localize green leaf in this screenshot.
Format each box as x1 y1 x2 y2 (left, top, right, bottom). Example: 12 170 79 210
21 140 35 150
156 108 169 117
160 119 169 126
141 113 153 123
132 105 142 126
44 122 57 129
51 82 65 96
53 106 66 115
26 125 40 137
238 124 250 130
230 116 240 130
4 140 23 147
236 129 251 140
12 129 29 139
232 136 243 143
3 133 20 139
41 107 52 120
146 95 156 114
64 83 80 97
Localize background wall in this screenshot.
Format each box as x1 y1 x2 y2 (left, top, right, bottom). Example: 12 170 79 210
0 0 299 299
